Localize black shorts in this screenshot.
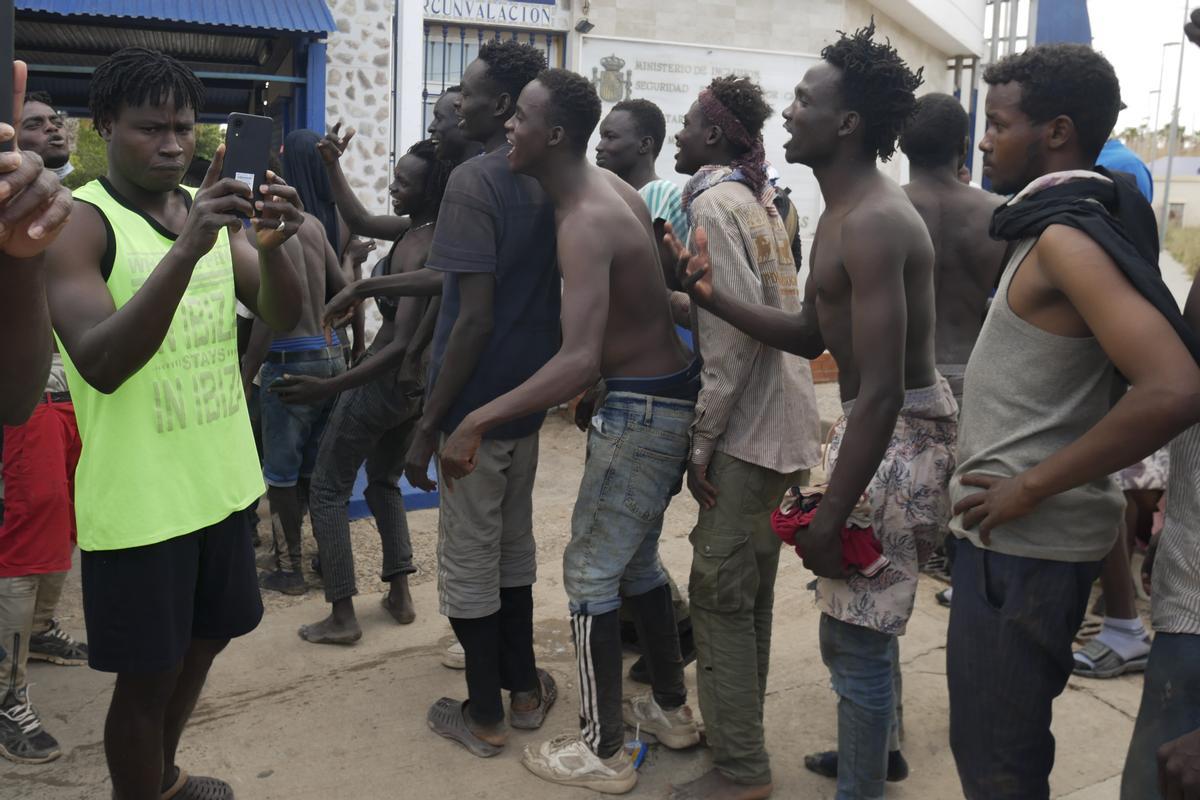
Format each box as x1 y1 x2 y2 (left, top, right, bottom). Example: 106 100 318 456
81 512 263 673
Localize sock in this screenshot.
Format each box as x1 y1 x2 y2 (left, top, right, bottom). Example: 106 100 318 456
1091 616 1150 663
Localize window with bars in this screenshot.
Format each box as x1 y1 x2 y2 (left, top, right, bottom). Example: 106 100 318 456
421 24 566 130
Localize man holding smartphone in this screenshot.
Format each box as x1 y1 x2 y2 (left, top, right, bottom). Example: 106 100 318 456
41 48 304 800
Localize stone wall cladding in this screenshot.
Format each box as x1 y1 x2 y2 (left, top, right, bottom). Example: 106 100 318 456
325 0 395 219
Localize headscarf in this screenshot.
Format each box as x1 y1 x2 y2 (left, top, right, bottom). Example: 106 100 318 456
681 89 776 217
281 129 340 253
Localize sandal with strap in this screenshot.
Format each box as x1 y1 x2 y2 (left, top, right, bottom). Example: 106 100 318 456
510 668 557 730
1073 638 1150 679
426 697 503 758
161 768 234 800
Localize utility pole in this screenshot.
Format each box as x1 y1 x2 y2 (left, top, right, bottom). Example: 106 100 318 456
1160 1 1189 248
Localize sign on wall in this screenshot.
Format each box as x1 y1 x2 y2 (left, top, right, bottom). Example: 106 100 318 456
424 0 570 30
581 35 822 239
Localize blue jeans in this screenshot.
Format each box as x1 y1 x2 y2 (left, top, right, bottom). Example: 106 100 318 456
819 613 901 800
1121 632 1200 799
259 355 344 487
563 391 692 616
947 539 1101 800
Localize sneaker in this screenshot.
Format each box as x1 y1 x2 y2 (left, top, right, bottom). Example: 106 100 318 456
259 570 306 595
521 733 637 794
0 689 61 764
621 693 700 749
441 640 466 670
28 620 88 666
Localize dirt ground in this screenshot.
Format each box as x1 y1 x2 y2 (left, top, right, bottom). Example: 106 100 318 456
6 406 1145 800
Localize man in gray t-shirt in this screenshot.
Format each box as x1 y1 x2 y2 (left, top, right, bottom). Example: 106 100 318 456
946 45 1200 800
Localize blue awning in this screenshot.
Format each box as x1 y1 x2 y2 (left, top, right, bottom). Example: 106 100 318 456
16 0 336 34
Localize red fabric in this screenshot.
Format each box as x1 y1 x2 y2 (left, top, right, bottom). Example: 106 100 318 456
0 400 80 576
771 505 888 576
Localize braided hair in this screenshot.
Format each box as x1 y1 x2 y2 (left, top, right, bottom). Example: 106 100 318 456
407 138 454 217
821 21 924 162
89 47 205 129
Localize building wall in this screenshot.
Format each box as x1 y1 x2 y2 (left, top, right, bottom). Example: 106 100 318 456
323 0 979 221
586 0 960 90
324 0 395 219
1154 176 1200 228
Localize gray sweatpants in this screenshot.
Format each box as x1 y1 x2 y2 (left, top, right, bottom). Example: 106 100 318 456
309 367 422 604
436 432 539 619
0 571 67 693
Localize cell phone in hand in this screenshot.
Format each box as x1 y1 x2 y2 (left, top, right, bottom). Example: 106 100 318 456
0 0 15 153
219 112 273 216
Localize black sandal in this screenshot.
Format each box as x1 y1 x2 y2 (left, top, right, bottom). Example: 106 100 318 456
510 668 557 730
161 768 234 800
426 697 502 758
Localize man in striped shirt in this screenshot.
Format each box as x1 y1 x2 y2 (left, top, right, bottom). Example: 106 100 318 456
595 99 689 288
668 74 821 800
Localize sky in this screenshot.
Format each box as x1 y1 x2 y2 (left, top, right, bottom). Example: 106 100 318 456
1088 0 1200 135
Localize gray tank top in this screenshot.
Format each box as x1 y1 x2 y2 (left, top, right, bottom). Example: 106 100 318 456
949 237 1124 562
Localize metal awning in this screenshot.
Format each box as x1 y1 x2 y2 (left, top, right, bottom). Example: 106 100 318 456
14 0 334 127
15 0 335 34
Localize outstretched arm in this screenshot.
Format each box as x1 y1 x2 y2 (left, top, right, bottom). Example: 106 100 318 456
318 123 408 241
955 225 1200 538
324 267 444 327
47 151 277 394
439 223 609 479
798 213 908 578
670 225 824 358
0 63 73 423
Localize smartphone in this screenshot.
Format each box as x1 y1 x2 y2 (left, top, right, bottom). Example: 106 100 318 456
220 112 273 215
0 0 15 153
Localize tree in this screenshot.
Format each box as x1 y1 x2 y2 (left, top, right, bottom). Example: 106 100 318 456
63 120 226 190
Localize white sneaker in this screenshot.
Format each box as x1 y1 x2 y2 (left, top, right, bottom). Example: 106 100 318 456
521 733 637 794
622 693 700 749
441 640 465 670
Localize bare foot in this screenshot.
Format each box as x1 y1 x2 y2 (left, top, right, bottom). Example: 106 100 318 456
298 612 362 645
382 576 416 624
668 769 772 800
465 705 508 747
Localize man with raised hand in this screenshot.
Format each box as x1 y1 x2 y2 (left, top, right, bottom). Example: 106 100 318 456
438 67 698 794
42 48 304 799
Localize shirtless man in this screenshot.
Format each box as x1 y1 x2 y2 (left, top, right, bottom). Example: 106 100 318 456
438 68 698 795
243 202 354 595
898 92 1007 611
675 25 956 799
899 92 1006 406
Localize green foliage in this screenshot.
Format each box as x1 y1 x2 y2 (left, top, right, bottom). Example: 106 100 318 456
63 120 225 190
1167 226 1200 278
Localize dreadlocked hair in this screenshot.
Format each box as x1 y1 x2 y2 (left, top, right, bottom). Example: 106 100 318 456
477 39 546 108
89 47 205 129
821 20 924 162
23 91 53 107
407 138 455 215
707 75 772 141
